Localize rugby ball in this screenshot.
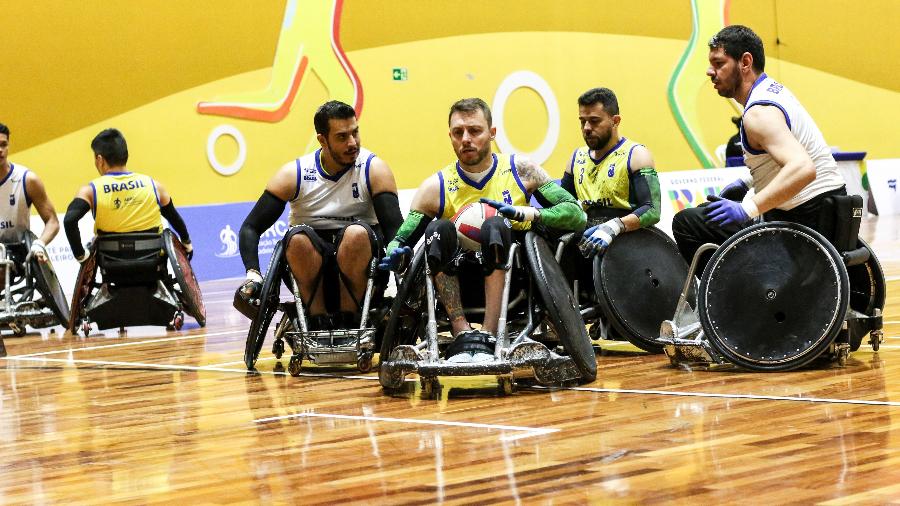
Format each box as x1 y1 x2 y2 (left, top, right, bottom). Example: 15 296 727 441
451 202 498 251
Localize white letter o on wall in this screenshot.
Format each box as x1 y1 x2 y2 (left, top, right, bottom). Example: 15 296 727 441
492 71 560 165
207 125 247 176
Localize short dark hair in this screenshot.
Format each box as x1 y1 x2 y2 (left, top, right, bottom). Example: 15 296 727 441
577 88 620 115
448 98 492 126
0 123 9 138
91 128 129 166
709 25 765 73
313 100 356 136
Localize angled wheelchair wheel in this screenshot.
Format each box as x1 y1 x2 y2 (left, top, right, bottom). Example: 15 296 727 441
699 222 849 371
67 247 98 334
244 241 286 370
163 230 206 327
524 231 596 383
593 227 687 353
378 247 427 388
846 237 885 317
24 232 70 326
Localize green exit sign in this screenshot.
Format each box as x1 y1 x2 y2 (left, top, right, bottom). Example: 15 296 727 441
392 67 408 81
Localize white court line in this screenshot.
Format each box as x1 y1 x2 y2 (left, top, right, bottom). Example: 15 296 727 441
0 355 377 380
6 355 900 409
253 412 558 441
7 329 245 358
532 385 900 407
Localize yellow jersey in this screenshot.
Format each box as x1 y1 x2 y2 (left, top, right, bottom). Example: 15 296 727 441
570 138 643 211
437 153 531 231
90 171 163 234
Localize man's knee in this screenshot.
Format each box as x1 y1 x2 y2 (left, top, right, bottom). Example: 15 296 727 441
424 219 458 273
336 224 375 269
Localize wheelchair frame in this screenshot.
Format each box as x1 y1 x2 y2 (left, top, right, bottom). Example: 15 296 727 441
243 237 385 376
379 231 596 397
0 234 70 336
660 221 885 371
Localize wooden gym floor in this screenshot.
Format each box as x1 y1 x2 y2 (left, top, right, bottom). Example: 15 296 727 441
0 215 898 504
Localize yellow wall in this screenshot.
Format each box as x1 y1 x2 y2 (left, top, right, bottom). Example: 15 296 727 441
5 0 899 208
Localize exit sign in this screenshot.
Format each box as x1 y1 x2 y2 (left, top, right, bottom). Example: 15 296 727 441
392 67 408 81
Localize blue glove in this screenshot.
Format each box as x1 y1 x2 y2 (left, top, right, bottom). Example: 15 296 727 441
479 198 539 222
718 178 750 201
378 246 411 272
578 218 624 258
704 195 750 227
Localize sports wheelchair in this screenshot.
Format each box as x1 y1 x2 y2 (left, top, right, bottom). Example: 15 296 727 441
242 237 388 376
558 223 688 354
0 232 70 337
378 230 597 397
660 195 885 371
68 229 206 336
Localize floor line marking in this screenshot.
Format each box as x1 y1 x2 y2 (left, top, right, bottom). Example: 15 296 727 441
7 329 245 358
0 355 379 380
252 412 559 440
531 385 900 407
6 355 900 408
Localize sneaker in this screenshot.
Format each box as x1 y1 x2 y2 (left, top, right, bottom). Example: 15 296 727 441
471 352 495 363
307 314 331 332
446 352 473 364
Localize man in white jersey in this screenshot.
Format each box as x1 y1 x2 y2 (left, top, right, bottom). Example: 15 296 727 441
234 101 403 330
0 122 60 269
671 25 846 269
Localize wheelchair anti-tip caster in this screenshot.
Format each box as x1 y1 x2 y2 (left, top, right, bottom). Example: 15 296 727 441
172 312 184 331
10 324 25 337
81 320 92 337
420 376 441 399
288 355 303 377
272 338 285 359
870 330 884 352
498 376 515 395
357 352 374 373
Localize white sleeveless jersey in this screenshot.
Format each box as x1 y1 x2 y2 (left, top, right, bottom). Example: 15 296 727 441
0 164 32 243
741 73 845 210
288 148 379 229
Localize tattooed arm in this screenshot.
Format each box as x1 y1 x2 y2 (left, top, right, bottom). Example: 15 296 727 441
514 155 586 231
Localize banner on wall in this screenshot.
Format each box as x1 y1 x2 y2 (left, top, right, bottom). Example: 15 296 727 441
866 159 900 216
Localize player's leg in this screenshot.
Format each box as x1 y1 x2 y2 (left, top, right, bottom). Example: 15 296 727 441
283 226 329 328
334 223 376 328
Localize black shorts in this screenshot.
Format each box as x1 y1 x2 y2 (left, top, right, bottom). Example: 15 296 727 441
282 222 384 312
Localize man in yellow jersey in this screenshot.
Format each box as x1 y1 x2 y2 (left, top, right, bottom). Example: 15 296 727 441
560 87 661 260
380 98 585 362
63 128 192 263
0 122 60 267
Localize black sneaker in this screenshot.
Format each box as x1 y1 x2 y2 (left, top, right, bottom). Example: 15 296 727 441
307 314 331 331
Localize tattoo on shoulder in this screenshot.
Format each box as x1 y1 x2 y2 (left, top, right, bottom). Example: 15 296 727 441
514 157 551 187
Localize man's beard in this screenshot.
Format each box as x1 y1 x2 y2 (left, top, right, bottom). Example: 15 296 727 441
584 130 611 151
458 144 491 168
325 142 358 167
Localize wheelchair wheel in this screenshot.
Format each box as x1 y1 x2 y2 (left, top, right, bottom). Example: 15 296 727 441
67 248 98 334
244 241 286 370
593 227 687 353
25 233 71 326
379 247 427 388
163 230 206 327
699 222 849 371
846 237 885 316
523 231 596 383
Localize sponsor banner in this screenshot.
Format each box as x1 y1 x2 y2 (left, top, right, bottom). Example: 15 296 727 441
178 202 290 282
656 167 750 236
866 159 900 216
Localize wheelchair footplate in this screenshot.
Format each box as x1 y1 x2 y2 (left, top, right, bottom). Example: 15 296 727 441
380 337 583 397
283 327 377 376
0 302 59 336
